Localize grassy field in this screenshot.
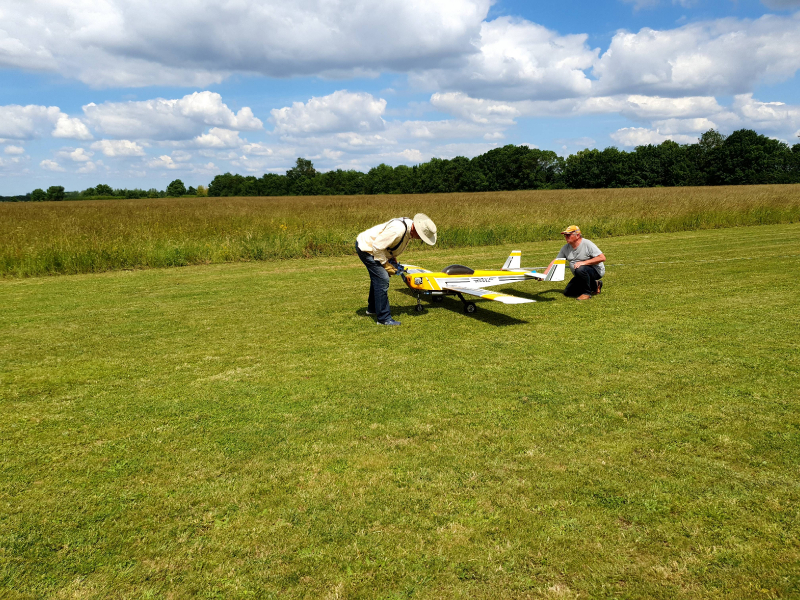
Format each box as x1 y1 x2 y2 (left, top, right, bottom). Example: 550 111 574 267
1 223 798 598
2 184 800 277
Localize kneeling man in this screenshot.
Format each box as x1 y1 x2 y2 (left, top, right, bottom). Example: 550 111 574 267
557 225 605 301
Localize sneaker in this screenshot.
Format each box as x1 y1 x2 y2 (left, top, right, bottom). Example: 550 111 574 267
377 319 402 326
366 310 376 315
595 280 603 295
576 294 592 301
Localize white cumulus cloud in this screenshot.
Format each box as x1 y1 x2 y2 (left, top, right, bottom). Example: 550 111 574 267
0 0 491 87
58 148 94 162
90 139 147 157
83 91 262 140
650 117 718 134
430 92 521 125
593 12 800 96
272 91 387 136
729 93 800 135
0 105 90 140
415 17 598 101
40 159 65 172
194 128 244 148
147 155 178 170
53 115 93 140
610 127 698 146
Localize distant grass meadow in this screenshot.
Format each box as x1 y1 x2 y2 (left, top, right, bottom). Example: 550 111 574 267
1 224 799 598
2 184 800 277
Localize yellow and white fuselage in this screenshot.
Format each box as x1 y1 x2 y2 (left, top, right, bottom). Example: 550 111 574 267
400 250 567 310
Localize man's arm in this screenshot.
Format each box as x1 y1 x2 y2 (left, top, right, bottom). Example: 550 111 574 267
574 253 605 270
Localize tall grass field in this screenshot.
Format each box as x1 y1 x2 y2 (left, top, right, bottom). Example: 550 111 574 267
1 223 798 598
2 184 799 277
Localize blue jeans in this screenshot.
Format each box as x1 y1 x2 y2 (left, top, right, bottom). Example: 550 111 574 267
356 242 392 322
563 265 602 297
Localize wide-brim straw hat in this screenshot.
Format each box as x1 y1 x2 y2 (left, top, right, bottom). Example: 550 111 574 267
413 213 437 245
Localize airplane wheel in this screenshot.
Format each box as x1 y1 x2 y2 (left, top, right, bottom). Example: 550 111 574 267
415 304 424 312
464 302 477 314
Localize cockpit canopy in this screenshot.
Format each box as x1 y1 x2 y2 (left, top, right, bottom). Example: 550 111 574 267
442 264 474 275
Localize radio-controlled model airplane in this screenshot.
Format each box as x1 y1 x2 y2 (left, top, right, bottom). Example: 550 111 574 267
399 251 567 313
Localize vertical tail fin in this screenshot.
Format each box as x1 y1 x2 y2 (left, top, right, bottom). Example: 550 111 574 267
543 258 567 281
501 250 522 271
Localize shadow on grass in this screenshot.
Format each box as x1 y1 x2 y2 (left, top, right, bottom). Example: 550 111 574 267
353 285 567 326
390 288 532 326
497 286 565 303
354 304 527 326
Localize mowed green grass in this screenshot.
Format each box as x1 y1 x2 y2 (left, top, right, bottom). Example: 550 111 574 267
1 224 799 599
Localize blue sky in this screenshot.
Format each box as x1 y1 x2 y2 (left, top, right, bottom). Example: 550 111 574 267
1 0 799 195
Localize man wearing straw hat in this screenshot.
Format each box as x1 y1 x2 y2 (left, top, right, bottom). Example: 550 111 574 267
356 214 437 325
557 225 606 301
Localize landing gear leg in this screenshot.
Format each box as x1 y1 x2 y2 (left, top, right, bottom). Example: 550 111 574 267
455 292 478 314
415 293 424 312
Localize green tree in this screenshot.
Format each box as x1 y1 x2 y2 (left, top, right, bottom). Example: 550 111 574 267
364 163 395 194
391 165 416 194
187 186 197 195
286 158 317 180
708 129 793 185
31 188 46 202
285 158 317 195
46 186 65 201
166 179 187 197
95 184 114 196
698 129 726 152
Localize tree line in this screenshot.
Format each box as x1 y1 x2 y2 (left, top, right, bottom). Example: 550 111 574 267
3 128 798 202
1 180 207 202
207 130 800 197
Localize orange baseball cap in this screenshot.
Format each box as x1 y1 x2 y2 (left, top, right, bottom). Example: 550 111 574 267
561 225 581 235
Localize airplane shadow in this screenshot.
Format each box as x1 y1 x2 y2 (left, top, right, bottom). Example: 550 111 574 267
388 287 567 326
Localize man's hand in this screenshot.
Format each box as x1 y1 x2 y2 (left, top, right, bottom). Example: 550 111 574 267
384 262 398 276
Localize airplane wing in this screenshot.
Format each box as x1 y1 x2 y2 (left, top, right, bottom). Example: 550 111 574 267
442 285 535 304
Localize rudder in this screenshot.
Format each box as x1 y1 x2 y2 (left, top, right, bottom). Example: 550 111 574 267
501 250 522 271
544 258 567 281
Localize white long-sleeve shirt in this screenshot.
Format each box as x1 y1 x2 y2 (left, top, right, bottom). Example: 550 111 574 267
356 218 413 265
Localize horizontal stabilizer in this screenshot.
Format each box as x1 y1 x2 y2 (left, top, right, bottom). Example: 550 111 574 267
443 285 535 304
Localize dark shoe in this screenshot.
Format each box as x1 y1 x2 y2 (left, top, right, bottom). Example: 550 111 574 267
576 294 592 301
595 280 603 295
377 319 402 326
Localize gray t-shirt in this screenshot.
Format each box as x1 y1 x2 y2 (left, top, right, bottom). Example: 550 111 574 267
557 239 605 277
